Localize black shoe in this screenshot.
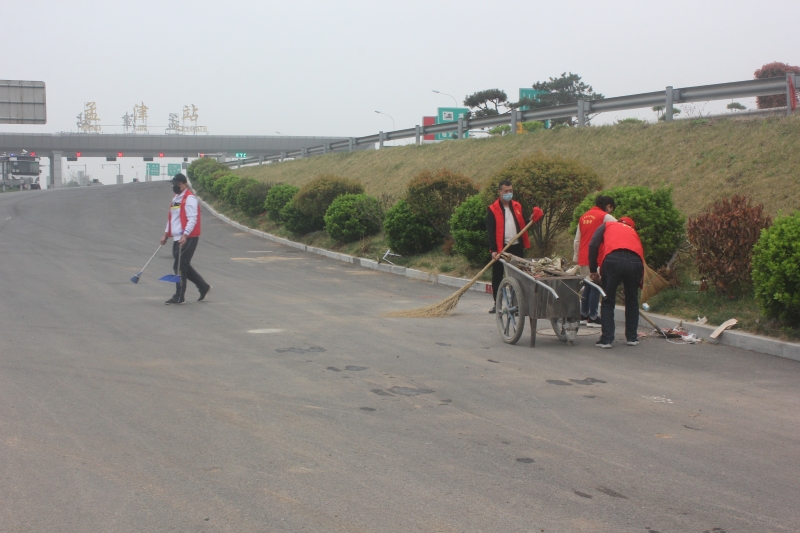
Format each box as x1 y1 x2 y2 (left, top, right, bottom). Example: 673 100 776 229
165 295 185 305
198 284 212 302
488 306 496 314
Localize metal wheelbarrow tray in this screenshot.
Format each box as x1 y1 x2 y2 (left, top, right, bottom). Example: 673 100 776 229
495 257 585 347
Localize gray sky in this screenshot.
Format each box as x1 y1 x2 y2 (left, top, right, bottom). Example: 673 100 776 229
4 0 799 182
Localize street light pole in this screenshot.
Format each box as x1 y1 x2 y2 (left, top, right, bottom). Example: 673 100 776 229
432 90 459 106
102 163 122 184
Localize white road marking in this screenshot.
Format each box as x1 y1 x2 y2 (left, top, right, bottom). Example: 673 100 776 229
643 395 674 404
247 328 284 334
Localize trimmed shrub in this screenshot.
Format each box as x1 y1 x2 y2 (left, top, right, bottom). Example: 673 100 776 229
281 200 318 235
292 175 364 231
752 212 800 324
451 194 491 265
324 194 382 243
211 173 239 199
237 181 273 217
187 158 225 190
405 169 478 238
384 199 442 255
203 169 228 194
264 184 300 222
571 186 685 268
485 154 602 256
221 175 245 204
687 196 772 294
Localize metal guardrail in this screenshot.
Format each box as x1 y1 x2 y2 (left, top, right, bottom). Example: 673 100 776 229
224 73 798 167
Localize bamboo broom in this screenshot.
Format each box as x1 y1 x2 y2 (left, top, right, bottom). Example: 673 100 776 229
386 218 537 318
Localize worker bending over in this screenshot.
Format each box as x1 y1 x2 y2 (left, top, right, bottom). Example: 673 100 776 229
574 195 616 327
588 217 644 348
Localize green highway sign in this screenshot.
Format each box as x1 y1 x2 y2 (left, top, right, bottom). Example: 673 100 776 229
167 163 181 176
235 152 247 158
146 163 160 176
435 107 470 141
518 88 547 111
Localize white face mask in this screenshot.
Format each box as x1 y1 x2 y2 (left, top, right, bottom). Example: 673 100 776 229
502 192 513 202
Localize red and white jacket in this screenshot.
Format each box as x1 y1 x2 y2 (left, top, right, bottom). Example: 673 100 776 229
166 189 201 239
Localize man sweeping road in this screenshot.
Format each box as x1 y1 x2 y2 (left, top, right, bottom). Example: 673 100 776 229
486 180 543 313
160 174 212 305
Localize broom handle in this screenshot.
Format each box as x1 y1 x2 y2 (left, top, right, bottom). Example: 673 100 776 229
472 218 537 283
140 244 163 273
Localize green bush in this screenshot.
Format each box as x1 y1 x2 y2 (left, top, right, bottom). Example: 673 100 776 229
292 175 364 231
484 154 602 256
405 169 478 238
570 186 685 268
324 194 382 243
211 173 238 199
264 184 300 222
221 175 245 204
384 199 442 255
451 194 491 265
281 200 319 235
187 158 225 191
237 181 273 217
203 169 228 193
752 212 800 324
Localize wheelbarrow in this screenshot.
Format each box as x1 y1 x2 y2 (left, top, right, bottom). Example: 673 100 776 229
495 258 605 347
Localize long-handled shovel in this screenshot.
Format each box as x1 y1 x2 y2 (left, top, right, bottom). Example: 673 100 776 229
159 241 182 283
387 218 537 318
130 244 163 284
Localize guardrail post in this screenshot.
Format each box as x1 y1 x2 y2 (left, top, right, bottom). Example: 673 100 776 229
348 138 354 152
457 117 464 139
415 125 421 145
577 99 585 127
665 86 674 122
280 151 286 162
323 144 328 154
379 131 384 149
258 156 264 165
510 109 518 135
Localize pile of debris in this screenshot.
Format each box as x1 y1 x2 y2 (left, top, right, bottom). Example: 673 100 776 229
500 254 580 278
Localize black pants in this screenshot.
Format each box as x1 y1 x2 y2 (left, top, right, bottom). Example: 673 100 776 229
492 242 524 304
599 250 643 344
172 238 208 299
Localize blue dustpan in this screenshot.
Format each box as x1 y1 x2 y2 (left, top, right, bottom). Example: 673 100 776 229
159 274 181 283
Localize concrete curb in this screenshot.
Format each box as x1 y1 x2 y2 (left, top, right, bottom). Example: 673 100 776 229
615 307 800 362
199 195 799 363
198 197 492 295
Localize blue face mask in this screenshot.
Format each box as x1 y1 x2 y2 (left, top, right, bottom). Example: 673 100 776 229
502 192 513 202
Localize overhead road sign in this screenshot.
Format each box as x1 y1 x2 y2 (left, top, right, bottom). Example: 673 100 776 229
0 80 46 124
167 164 181 176
435 107 469 140
146 163 160 176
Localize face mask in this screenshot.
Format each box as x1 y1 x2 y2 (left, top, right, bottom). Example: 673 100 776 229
502 192 513 202
172 184 182 194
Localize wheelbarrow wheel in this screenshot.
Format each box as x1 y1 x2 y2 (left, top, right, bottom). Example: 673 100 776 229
496 277 525 344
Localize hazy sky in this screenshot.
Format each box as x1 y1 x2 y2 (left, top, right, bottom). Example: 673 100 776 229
3 0 799 182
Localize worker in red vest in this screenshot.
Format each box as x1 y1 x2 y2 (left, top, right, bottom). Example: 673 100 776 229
588 217 644 348
573 195 616 327
486 179 544 313
160 174 212 305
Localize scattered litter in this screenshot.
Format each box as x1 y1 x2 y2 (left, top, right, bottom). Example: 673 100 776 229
691 280 702 285
710 319 737 339
644 395 674 404
696 316 708 325
680 333 698 344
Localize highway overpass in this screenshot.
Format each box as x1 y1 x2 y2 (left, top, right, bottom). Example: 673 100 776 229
0 132 369 187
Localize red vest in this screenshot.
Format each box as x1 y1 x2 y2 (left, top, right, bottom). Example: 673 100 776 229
577 206 608 265
488 199 531 252
167 190 202 237
598 221 643 267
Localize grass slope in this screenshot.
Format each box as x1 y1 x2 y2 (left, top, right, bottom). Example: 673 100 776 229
236 114 800 217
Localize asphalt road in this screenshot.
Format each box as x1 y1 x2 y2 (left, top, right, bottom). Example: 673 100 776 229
1 183 798 533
